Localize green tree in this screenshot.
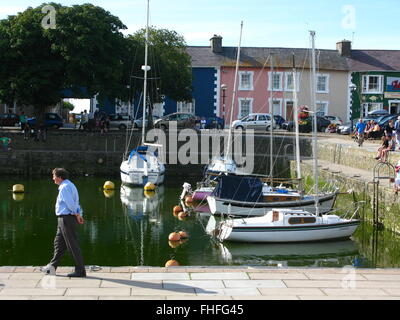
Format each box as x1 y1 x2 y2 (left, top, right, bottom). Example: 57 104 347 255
125 27 193 126
0 2 127 124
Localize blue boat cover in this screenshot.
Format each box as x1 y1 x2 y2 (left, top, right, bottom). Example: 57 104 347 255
128 145 158 162
211 175 263 202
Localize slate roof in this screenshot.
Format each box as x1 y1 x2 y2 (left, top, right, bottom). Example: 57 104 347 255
186 46 400 72
346 50 400 71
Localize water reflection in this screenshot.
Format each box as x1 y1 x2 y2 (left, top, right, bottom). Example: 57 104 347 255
120 185 164 223
218 240 359 268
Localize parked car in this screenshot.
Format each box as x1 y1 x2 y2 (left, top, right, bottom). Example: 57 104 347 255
282 116 331 133
273 115 286 128
0 113 20 127
133 115 160 129
108 114 133 131
324 115 343 126
367 109 389 118
231 113 276 131
337 122 352 135
27 113 63 129
199 116 224 129
154 112 198 131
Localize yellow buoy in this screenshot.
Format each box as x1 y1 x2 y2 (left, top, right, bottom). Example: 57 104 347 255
143 190 155 199
173 205 183 214
178 230 189 239
178 212 189 221
144 182 156 191
165 259 180 267
103 189 115 198
103 181 115 190
168 241 181 249
12 193 24 201
12 184 24 193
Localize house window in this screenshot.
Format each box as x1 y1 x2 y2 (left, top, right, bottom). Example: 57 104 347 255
268 72 283 91
284 73 300 91
238 98 253 118
316 74 329 93
316 101 328 116
362 102 383 117
362 75 384 94
177 100 195 114
239 71 253 90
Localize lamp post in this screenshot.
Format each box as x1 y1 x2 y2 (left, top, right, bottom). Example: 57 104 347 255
221 83 227 129
349 83 357 129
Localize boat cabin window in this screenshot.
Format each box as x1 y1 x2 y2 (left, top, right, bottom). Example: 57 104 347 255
272 210 280 222
288 217 316 225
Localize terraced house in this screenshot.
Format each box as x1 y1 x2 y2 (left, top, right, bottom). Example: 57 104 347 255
184 37 400 125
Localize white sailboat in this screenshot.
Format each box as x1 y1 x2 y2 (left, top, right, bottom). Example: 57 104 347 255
211 31 360 243
120 0 165 186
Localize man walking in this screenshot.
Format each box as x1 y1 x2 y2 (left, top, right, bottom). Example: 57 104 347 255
394 116 400 150
41 168 86 277
355 118 367 147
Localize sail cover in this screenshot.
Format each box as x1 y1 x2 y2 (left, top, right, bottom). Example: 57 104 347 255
211 175 263 202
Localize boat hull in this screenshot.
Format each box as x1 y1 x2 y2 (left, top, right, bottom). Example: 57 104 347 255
207 193 337 216
220 220 360 243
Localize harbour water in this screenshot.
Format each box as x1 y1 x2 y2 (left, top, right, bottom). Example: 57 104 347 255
1 176 400 268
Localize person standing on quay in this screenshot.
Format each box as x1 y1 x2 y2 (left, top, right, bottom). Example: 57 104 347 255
41 168 86 277
355 118 366 147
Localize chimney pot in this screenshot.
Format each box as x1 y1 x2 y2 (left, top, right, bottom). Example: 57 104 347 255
336 40 352 57
210 35 223 53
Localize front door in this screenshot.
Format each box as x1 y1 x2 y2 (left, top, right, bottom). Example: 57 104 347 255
389 101 400 114
286 101 294 121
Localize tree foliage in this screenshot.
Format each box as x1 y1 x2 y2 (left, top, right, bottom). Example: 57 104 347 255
0 3 193 122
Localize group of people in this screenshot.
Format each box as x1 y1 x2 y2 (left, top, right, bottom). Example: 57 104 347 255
77 109 110 133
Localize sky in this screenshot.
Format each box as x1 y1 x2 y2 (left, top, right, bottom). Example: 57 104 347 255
1 0 398 113
1 0 399 50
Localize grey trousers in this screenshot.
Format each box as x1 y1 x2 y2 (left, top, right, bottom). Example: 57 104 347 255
49 215 85 273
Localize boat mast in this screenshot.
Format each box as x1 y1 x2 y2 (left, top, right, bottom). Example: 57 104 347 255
310 30 319 216
292 53 301 181
141 0 150 145
269 53 274 182
225 21 243 162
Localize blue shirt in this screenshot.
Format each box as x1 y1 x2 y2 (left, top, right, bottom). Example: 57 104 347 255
356 122 366 134
55 179 83 216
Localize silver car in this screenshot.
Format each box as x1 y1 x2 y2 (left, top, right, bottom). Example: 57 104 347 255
134 115 160 128
108 114 133 131
231 113 276 131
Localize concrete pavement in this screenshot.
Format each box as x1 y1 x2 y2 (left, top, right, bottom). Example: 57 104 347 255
1 266 400 300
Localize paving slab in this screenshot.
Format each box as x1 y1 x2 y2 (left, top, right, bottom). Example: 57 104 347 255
190 272 249 280
2 267 400 300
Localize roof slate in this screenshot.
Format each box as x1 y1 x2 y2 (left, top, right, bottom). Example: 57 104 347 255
186 46 400 72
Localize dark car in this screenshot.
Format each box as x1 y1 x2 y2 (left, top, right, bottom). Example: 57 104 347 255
0 113 20 127
282 116 331 133
200 116 224 129
27 113 63 129
273 115 286 128
154 112 198 131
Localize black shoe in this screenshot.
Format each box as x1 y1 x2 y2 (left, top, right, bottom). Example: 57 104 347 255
67 271 86 278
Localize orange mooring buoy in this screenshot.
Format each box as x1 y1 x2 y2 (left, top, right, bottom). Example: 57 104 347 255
173 205 183 214
165 259 180 267
168 232 181 241
178 230 189 239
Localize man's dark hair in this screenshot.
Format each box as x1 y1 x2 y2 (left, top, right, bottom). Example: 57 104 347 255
52 168 69 180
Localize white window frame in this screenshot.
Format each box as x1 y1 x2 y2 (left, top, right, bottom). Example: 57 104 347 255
268 72 283 91
316 74 329 93
361 102 383 117
284 72 300 92
239 71 254 90
177 99 195 114
268 98 283 116
362 75 384 94
238 98 253 119
316 101 329 116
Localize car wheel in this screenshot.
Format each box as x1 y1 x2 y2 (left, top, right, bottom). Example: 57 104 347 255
266 126 271 131
119 124 127 131
160 124 167 131
235 125 244 130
